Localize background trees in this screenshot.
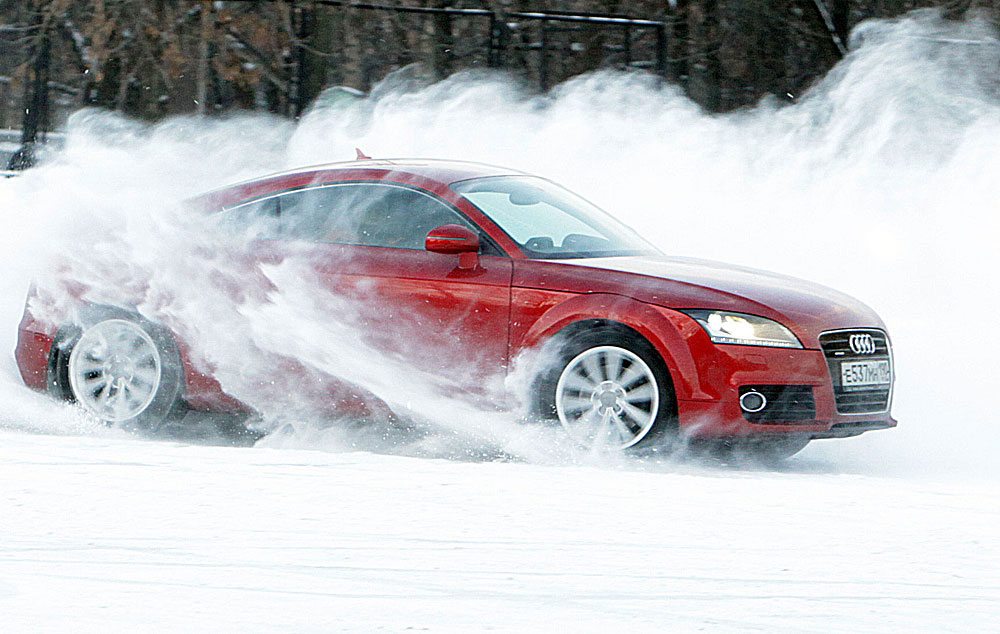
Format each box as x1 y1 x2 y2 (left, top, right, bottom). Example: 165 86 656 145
1 0 997 143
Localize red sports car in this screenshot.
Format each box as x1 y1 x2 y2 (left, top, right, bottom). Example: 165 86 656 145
15 159 895 457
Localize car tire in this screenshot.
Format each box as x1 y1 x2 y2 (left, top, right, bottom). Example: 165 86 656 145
535 323 677 451
49 307 186 432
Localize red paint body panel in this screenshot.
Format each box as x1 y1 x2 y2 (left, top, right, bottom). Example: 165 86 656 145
305 243 513 382
17 159 896 440
15 307 53 391
555 256 887 345
176 339 248 413
510 256 886 347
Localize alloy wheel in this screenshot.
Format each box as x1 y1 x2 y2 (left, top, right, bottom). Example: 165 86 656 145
555 345 659 449
67 319 163 422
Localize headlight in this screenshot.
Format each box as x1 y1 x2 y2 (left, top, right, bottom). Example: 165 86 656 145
681 310 802 349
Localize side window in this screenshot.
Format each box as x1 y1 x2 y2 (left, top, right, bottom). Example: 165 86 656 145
216 196 281 239
343 185 474 250
274 187 345 241
275 183 479 251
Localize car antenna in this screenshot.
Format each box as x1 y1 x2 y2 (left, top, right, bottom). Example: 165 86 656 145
356 148 372 160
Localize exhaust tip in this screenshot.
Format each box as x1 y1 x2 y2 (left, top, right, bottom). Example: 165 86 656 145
740 390 767 413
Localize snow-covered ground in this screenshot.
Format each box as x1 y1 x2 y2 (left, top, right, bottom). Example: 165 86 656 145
2 12 999 633
2 429 997 634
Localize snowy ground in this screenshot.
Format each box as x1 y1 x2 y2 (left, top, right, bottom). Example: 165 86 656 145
2 428 996 633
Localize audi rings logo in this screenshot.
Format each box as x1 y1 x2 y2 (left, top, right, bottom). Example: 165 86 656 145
849 334 877 355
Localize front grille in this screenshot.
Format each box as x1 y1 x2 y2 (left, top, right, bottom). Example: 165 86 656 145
739 385 816 423
819 329 893 414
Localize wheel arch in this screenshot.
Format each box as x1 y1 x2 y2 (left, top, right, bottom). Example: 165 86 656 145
549 317 679 410
512 292 713 402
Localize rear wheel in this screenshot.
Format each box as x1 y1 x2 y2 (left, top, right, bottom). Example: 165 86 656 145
51 309 185 431
538 325 676 451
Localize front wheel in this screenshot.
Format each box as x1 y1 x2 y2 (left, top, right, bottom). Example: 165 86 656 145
51 309 185 431
538 325 677 451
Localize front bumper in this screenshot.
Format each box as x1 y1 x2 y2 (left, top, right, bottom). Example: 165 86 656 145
675 343 896 439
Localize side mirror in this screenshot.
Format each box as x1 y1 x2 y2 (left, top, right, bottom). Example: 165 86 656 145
425 224 480 270
425 224 480 254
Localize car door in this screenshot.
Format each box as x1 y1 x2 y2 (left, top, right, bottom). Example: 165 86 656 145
270 181 514 389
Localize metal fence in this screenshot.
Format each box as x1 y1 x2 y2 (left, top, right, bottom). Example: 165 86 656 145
279 2 673 108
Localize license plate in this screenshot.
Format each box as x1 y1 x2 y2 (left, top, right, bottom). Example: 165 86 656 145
840 359 892 389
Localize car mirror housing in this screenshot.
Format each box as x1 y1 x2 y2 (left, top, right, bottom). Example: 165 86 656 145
425 224 480 255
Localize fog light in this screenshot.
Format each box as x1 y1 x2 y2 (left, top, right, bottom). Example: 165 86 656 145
740 390 767 413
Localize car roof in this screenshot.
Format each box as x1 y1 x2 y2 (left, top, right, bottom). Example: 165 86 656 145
193 158 527 210
256 158 525 185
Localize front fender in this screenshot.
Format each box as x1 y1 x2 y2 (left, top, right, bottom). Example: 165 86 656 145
509 289 716 401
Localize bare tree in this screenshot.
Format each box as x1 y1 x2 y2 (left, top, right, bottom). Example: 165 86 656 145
0 0 998 137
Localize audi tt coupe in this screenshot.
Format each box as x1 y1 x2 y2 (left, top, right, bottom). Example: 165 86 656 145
15 158 896 457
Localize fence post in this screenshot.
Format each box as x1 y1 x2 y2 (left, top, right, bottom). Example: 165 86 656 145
196 0 212 116
623 24 632 69
539 19 549 92
670 0 689 86
291 1 310 117
488 12 503 68
833 0 849 48
433 3 456 79
655 23 667 79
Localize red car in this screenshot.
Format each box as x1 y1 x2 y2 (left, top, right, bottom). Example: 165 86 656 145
15 159 895 457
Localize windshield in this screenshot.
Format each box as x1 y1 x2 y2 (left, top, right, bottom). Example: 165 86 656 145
452 176 660 259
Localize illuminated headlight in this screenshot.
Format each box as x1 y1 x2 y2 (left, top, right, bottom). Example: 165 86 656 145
681 310 802 349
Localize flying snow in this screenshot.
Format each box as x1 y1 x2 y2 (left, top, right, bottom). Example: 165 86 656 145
0 11 997 477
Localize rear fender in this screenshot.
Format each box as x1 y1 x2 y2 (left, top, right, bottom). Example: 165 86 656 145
16 310 55 391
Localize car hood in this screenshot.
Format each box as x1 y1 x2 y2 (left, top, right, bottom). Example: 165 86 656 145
517 255 886 347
